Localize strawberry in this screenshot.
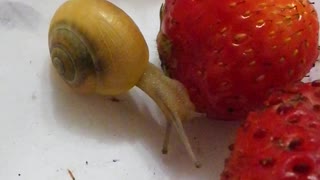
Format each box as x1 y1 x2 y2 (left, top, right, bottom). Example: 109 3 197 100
157 0 319 120
221 81 320 179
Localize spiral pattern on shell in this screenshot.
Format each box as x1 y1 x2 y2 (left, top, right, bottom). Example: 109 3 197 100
49 25 94 86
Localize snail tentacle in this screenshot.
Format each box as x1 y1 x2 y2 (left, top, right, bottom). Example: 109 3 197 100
137 63 201 168
162 120 172 154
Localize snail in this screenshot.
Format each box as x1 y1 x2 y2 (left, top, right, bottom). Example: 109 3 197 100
48 0 201 168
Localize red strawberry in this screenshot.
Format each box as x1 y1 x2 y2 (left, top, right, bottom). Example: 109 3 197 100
221 81 320 179
157 0 319 120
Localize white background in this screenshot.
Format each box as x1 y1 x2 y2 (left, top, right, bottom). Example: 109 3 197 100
0 0 319 179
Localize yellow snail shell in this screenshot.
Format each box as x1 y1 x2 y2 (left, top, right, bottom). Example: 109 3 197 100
48 0 149 95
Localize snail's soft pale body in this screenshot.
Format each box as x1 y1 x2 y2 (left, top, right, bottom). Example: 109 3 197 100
49 0 200 167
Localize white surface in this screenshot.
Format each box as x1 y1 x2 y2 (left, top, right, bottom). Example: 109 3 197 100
0 0 319 180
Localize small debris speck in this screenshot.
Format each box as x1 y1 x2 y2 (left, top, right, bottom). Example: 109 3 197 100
85 161 88 165
113 159 119 162
110 97 120 102
18 174 21 176
67 169 75 180
32 94 37 100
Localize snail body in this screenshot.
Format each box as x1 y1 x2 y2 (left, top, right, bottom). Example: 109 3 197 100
49 0 200 167
49 0 148 95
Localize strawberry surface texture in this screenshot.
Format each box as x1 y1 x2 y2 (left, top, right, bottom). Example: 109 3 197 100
221 81 320 179
157 0 319 120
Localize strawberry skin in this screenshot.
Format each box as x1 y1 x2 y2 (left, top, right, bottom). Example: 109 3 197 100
157 0 319 120
221 81 320 179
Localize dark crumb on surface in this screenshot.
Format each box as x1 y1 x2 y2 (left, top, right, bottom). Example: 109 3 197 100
32 94 37 100
18 173 21 176
67 169 75 180
110 97 120 102
85 161 88 165
113 159 119 162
